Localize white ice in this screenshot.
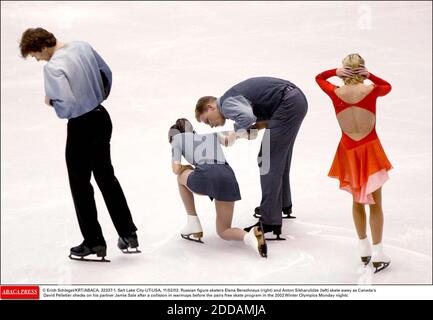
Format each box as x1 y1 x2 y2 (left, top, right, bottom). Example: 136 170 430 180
1 1 431 285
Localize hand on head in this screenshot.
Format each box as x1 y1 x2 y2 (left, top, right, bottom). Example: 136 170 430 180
353 67 370 78
336 67 355 78
337 66 370 80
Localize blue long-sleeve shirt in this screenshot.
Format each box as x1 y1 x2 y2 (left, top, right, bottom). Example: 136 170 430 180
43 41 112 119
216 96 257 132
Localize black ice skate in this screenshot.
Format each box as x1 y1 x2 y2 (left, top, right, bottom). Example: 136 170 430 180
253 206 296 219
244 221 286 241
118 232 141 254
69 242 110 262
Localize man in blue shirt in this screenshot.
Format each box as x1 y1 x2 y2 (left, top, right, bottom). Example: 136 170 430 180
195 77 308 240
20 28 140 261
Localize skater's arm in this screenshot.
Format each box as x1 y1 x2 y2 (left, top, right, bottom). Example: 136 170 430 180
315 69 339 95
92 47 112 99
235 128 259 140
250 121 267 131
44 95 53 107
43 65 76 119
231 121 266 141
353 67 392 96
218 131 237 147
370 74 391 96
172 161 194 175
218 128 258 145
221 96 257 133
171 136 194 174
356 69 392 97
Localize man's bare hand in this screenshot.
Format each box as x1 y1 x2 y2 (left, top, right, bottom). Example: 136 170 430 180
44 96 52 107
251 121 268 130
353 67 370 78
218 131 237 147
336 67 354 79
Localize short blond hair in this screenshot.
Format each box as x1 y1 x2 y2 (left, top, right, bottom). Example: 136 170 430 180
195 96 216 122
342 53 366 85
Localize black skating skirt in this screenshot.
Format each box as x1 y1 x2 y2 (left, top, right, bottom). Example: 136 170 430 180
187 163 241 202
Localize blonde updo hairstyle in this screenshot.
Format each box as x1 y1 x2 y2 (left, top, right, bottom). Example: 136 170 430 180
342 53 366 85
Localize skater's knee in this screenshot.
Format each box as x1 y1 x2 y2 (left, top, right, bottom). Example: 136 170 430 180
369 203 383 214
352 200 365 211
217 232 230 241
216 226 230 240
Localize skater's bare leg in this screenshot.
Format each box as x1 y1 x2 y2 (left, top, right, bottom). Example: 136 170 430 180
177 169 203 242
352 200 367 239
215 200 246 241
369 188 384 245
177 169 196 215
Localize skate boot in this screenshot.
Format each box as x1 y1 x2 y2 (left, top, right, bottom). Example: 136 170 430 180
282 206 296 219
358 238 372 265
253 207 261 219
253 206 296 219
244 221 285 241
118 232 141 254
69 241 110 262
371 243 391 273
181 215 204 243
244 224 268 258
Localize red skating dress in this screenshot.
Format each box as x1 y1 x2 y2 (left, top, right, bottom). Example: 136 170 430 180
315 69 393 204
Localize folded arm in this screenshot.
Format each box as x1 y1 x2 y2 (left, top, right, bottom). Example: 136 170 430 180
368 73 392 96
92 48 112 99
44 65 76 119
315 68 338 95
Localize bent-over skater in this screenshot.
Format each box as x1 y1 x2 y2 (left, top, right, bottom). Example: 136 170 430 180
195 77 308 240
20 28 139 261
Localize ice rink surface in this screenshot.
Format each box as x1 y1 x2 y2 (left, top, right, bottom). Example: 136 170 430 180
1 1 431 285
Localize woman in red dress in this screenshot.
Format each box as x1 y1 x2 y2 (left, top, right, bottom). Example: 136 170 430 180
316 53 392 273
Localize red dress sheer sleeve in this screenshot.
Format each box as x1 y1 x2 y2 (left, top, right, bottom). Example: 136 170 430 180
368 73 392 97
315 69 338 96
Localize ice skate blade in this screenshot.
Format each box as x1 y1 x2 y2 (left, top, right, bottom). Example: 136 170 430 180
121 248 141 254
373 262 390 273
266 235 286 241
181 234 204 243
282 215 296 219
253 213 295 219
69 254 111 263
361 256 371 265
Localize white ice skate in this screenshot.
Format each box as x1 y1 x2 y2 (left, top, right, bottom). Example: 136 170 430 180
358 238 372 265
181 215 204 243
244 226 268 258
371 243 391 273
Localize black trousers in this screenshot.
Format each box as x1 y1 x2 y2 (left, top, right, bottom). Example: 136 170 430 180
66 105 137 247
258 87 308 225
